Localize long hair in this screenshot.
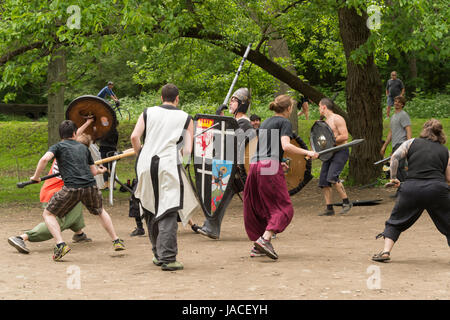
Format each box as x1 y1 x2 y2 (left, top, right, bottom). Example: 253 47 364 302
420 119 446 144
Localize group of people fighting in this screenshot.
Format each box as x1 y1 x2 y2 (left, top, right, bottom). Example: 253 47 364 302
7 79 449 271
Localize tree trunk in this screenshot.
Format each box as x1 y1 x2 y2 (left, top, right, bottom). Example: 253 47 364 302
47 47 67 147
338 6 382 185
268 37 299 134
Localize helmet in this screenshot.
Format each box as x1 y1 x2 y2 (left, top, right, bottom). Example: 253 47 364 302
231 88 251 114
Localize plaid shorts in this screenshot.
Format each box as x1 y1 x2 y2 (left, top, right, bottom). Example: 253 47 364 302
46 185 102 217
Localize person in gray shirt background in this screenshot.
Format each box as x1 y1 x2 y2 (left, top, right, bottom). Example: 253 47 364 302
381 96 412 182
385 71 405 118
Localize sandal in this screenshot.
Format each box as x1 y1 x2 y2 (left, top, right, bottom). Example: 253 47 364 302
372 251 390 262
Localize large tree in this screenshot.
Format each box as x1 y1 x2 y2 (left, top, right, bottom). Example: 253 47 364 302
1 0 446 183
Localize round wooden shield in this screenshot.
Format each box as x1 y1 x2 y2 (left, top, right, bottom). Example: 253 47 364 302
66 95 117 141
244 133 313 196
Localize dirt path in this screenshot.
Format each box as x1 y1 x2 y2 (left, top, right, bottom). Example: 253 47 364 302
1 181 449 300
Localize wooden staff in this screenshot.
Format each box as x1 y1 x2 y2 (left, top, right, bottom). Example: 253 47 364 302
94 148 135 165
17 148 136 188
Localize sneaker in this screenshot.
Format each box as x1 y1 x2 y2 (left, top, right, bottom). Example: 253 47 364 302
161 261 184 271
254 237 278 260
153 256 163 266
130 228 145 237
191 224 201 234
8 236 30 254
250 246 264 257
341 202 353 214
318 209 335 216
72 232 92 243
53 243 71 261
113 238 125 251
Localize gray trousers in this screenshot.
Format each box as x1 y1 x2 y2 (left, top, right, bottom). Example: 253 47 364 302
145 211 178 263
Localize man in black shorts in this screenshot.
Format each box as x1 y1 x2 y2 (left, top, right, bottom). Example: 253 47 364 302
30 120 125 261
385 71 405 118
317 98 353 216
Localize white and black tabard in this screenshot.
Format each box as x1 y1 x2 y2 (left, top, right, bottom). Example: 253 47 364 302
135 105 198 224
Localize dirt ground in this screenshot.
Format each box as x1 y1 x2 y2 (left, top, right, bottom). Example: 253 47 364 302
1 180 449 300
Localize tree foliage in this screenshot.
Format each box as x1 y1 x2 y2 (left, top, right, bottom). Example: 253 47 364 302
0 0 448 183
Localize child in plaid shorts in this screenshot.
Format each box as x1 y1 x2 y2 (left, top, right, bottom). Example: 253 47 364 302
30 120 125 261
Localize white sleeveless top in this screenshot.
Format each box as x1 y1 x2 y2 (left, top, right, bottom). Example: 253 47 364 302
134 105 198 223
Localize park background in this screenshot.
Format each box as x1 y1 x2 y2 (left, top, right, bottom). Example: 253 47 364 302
0 1 449 301
0 0 449 205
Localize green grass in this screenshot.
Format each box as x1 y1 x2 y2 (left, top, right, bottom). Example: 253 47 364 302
0 118 448 206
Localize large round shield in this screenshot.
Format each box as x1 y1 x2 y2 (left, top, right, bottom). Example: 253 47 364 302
244 133 313 196
310 120 335 161
66 95 117 141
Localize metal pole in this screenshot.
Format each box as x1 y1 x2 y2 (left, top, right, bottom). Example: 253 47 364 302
223 43 252 105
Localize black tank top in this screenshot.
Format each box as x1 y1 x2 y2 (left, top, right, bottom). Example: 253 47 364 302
407 138 448 181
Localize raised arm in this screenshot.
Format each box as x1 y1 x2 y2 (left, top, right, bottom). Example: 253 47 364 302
76 117 94 136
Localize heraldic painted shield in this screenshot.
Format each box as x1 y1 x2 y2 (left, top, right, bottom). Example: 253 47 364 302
193 114 239 218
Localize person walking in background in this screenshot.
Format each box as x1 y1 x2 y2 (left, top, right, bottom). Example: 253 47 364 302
385 71 405 118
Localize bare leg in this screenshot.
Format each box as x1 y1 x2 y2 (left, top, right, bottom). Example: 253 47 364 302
20 233 29 241
386 105 391 118
262 230 275 241
302 102 309 120
43 209 64 244
383 237 395 253
97 209 118 240
333 181 348 200
323 186 333 205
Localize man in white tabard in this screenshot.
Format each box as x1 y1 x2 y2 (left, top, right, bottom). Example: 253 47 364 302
131 83 197 271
